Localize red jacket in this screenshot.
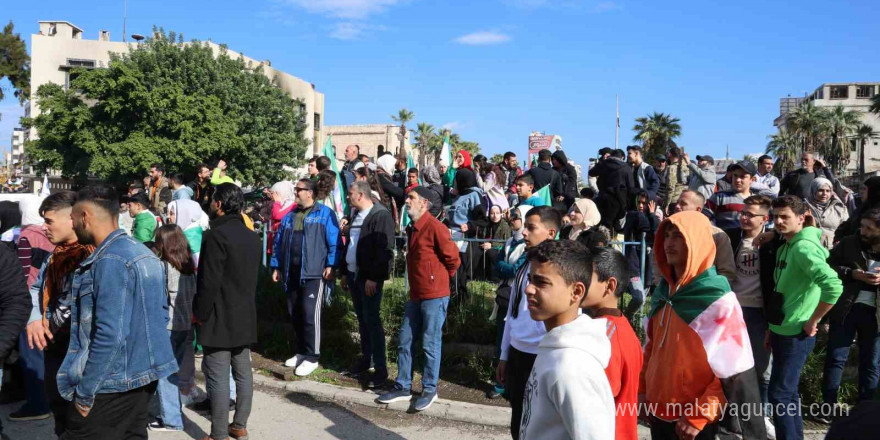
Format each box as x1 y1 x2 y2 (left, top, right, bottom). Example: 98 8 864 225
406 213 461 301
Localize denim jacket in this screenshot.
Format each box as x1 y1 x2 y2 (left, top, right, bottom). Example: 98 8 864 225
57 230 178 408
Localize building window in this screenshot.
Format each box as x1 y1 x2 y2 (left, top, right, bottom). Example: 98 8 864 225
314 113 321 130
856 85 876 98
67 59 96 68
814 88 824 100
377 145 385 156
830 86 848 99
298 103 306 124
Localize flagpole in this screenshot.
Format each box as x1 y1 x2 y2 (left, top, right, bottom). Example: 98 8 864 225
615 94 619 150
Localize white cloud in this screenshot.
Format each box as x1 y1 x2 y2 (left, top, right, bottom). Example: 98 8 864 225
282 0 403 20
441 121 461 130
330 22 385 40
593 1 621 12
453 31 511 46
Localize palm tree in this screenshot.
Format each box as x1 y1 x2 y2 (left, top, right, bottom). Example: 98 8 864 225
632 112 681 160
787 101 828 154
824 105 861 174
871 94 880 115
855 124 879 177
412 122 435 168
766 130 800 177
391 108 415 156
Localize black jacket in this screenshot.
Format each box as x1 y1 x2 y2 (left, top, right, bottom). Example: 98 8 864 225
378 173 405 210
527 162 564 198
589 158 635 228
187 180 214 213
0 243 30 363
339 204 396 282
551 151 579 203
827 234 879 324
423 183 445 219
195 214 262 348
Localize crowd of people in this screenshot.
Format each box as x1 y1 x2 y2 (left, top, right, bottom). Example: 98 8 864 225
0 143 875 440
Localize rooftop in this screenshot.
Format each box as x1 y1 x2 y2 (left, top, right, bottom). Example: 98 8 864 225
38 20 83 32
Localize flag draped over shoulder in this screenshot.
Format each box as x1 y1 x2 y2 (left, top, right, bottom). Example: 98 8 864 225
321 136 347 215
650 267 766 438
399 151 420 229
439 134 456 187
533 185 552 207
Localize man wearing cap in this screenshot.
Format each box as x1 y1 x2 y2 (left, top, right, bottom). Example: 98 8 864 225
705 160 758 231
684 152 718 200
127 192 157 243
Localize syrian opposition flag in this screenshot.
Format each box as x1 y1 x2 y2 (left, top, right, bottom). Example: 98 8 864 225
649 267 766 438
439 134 456 187
321 135 348 216
400 151 420 229
532 185 553 207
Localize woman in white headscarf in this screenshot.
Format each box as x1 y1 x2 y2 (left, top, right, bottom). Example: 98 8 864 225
18 195 55 287
807 177 849 248
270 180 297 232
167 199 207 265
560 198 601 241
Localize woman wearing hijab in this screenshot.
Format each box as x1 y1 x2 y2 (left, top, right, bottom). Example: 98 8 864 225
270 181 297 231
835 176 880 242
0 200 22 244
479 162 511 213
167 199 207 265
560 198 601 240
452 150 477 197
376 154 405 210
420 165 446 220
471 205 512 281
17 195 55 287
807 177 849 248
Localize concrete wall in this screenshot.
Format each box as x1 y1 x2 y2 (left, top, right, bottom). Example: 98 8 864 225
324 124 413 162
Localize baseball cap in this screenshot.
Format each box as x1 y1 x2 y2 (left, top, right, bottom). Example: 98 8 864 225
731 160 758 176
411 186 435 202
656 155 667 162
696 155 715 165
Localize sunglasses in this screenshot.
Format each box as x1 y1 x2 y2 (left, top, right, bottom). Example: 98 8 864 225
294 187 310 193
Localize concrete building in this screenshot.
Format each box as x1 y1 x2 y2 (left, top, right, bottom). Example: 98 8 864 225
773 82 880 175
29 20 326 155
10 128 25 169
323 124 412 162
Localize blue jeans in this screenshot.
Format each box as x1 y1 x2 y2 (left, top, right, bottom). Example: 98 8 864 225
348 271 386 374
769 331 816 440
395 296 449 395
17 329 50 414
742 307 771 406
823 303 880 403
155 330 194 430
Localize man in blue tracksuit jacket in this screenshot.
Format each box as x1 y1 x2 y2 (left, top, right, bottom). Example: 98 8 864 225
271 178 341 377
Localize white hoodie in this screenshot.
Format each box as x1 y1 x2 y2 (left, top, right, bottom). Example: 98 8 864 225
519 315 615 440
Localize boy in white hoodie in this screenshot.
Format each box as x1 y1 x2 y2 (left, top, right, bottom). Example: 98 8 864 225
519 240 615 440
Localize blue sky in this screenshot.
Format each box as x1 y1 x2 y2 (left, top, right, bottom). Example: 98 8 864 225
3 0 880 169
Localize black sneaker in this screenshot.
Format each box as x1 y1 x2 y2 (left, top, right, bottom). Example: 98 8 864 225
366 370 388 389
346 359 371 377
8 409 51 421
190 399 236 412
148 419 182 432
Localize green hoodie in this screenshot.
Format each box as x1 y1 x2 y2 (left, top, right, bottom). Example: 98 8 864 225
771 226 843 336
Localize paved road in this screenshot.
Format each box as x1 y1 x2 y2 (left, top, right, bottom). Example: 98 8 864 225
0 383 509 440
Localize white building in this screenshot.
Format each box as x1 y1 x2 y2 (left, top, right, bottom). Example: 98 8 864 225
10 128 25 168
29 20 326 155
774 82 880 175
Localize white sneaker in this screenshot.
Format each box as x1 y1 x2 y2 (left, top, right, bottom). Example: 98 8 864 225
764 416 776 440
295 360 320 377
284 355 302 368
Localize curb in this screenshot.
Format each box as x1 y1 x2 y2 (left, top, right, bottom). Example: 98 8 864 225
250 372 512 427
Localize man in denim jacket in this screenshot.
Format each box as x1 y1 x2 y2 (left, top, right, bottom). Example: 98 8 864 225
59 185 177 439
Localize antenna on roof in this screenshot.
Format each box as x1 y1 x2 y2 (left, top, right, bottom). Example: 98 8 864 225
123 0 127 42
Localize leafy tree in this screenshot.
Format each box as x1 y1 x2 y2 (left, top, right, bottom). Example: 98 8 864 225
411 122 435 167
489 153 504 164
871 94 880 115
391 108 414 156
824 105 860 174
632 112 681 160
24 29 308 186
0 21 30 119
766 130 799 177
855 124 879 177
786 101 828 154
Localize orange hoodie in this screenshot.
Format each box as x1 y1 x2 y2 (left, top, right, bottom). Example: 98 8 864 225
639 211 726 431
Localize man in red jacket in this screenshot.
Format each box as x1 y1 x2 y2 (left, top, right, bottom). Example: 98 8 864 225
377 187 460 412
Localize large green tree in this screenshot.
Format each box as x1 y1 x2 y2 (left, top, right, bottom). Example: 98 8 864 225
855 124 879 177
25 29 308 185
766 130 799 177
411 122 435 167
632 112 681 161
0 21 30 119
824 105 861 174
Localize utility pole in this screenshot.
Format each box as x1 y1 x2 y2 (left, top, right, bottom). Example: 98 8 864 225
123 0 127 42
615 94 619 150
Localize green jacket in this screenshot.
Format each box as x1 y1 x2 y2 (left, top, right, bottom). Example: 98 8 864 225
132 211 157 243
771 226 843 336
211 168 234 186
